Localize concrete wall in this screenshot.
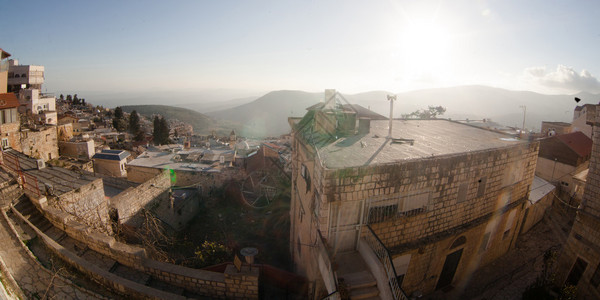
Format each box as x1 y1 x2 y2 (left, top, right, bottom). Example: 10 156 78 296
20 126 59 161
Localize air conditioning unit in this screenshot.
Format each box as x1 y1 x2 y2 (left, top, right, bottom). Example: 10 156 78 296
36 159 45 169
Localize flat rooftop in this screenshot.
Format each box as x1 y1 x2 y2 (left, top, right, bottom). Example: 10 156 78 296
6 149 98 196
128 150 220 173
316 119 528 169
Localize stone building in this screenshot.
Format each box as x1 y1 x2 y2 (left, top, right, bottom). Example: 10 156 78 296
19 126 59 161
0 49 10 93
541 121 572 137
290 91 539 298
556 105 600 299
0 92 21 150
92 149 130 177
536 131 592 196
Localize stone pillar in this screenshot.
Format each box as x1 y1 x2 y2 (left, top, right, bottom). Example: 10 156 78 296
224 264 259 299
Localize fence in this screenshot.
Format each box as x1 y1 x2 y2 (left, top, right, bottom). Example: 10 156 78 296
0 150 40 197
363 225 408 300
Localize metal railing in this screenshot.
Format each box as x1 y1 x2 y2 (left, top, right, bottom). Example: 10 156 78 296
363 225 408 300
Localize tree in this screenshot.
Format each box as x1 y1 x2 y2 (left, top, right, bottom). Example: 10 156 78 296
112 107 127 132
66 94 72 102
59 94 64 101
129 110 144 141
402 106 446 119
73 94 79 105
153 116 170 145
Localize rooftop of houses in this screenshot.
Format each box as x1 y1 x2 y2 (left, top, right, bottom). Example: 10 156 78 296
541 121 572 127
5 149 98 196
307 119 528 169
127 148 235 173
538 131 593 166
92 149 130 161
529 176 555 204
0 93 20 109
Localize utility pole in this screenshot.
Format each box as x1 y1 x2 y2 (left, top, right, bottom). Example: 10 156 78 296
387 95 396 138
520 105 527 137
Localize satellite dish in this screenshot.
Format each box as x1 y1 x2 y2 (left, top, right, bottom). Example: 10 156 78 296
548 129 556 136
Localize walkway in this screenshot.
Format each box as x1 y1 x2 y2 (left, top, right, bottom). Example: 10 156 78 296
0 209 105 299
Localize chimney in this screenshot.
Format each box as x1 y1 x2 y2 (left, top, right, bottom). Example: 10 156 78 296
324 89 336 102
358 118 370 134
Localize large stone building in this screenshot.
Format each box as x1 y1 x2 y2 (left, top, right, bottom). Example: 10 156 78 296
0 49 10 93
557 105 600 299
290 91 539 298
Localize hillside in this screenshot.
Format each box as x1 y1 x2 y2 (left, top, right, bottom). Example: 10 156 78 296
206 86 599 137
120 105 235 135
208 90 323 137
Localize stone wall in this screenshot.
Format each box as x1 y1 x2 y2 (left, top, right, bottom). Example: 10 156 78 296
322 143 538 249
35 198 259 299
0 122 21 150
20 126 59 161
58 139 94 159
48 177 113 234
556 104 600 299
110 171 170 227
127 165 245 195
520 192 554 234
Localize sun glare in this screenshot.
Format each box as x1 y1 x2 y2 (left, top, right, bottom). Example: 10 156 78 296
399 21 452 81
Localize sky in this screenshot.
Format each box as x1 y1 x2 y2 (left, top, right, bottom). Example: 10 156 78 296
2 0 600 98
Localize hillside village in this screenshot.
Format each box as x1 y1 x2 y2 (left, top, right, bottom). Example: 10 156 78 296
1 45 600 300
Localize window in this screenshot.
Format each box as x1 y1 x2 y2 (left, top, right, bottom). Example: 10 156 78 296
1 138 9 149
393 254 411 286
402 189 431 214
457 183 469 203
566 257 588 286
479 232 491 254
301 164 311 192
477 177 487 197
590 263 600 287
450 236 466 249
503 210 517 240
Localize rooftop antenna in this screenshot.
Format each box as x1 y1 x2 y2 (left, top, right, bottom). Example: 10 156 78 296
387 94 396 138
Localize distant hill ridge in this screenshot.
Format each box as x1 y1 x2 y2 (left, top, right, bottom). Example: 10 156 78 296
120 105 219 135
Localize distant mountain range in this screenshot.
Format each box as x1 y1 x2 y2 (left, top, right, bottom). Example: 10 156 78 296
118 86 600 138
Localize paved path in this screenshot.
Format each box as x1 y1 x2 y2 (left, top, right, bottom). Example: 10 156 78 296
0 211 104 299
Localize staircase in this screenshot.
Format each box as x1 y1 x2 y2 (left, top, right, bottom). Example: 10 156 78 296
337 252 381 300
13 195 53 232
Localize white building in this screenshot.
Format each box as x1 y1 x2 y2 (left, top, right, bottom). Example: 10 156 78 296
7 59 44 92
18 88 57 125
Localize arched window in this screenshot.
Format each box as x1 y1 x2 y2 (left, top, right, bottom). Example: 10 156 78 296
450 236 466 249
14 74 19 78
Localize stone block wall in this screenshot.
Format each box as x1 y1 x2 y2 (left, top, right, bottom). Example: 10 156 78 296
110 171 170 227
322 142 538 249
224 264 259 299
49 177 113 234
556 104 600 299
20 126 59 161
58 139 94 159
37 199 259 299
0 122 21 150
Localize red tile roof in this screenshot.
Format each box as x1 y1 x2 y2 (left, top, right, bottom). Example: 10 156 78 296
556 131 593 158
0 93 20 109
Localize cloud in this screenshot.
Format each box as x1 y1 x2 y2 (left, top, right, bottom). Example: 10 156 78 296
523 65 600 93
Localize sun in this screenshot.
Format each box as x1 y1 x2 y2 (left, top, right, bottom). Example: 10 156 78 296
400 21 452 79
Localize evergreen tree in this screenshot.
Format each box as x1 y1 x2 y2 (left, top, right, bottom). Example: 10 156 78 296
113 107 127 132
66 94 72 102
73 94 79 105
59 94 64 101
153 116 170 145
129 110 144 141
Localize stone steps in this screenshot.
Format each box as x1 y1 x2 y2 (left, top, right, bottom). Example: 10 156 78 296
350 286 380 300
336 252 381 300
